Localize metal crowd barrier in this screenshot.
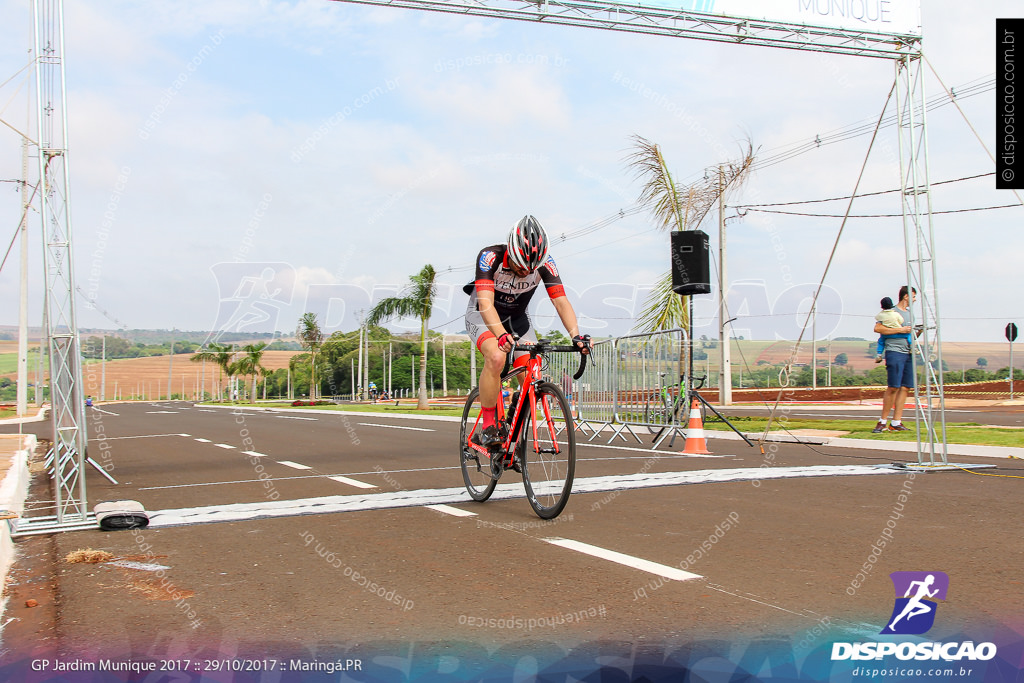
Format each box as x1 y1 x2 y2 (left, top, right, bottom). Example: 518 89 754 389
563 328 688 449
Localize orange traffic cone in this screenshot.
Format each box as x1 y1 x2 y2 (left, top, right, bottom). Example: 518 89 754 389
681 398 712 455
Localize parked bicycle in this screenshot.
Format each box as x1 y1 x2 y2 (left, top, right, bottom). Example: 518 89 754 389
459 338 589 519
644 373 708 441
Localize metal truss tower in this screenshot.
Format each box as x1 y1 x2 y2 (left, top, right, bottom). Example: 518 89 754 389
330 0 919 58
895 55 947 465
31 0 89 528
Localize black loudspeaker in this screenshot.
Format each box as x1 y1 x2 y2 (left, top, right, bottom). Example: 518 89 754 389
670 230 712 295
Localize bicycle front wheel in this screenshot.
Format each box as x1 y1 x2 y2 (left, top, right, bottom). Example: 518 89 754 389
459 388 498 502
520 382 576 519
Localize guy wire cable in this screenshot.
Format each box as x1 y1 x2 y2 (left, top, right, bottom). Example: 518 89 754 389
758 76 897 448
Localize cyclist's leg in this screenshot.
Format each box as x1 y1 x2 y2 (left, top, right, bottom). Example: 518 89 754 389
465 297 507 443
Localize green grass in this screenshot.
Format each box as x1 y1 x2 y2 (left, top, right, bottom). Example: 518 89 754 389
0 351 43 375
703 415 1024 448
0 408 15 419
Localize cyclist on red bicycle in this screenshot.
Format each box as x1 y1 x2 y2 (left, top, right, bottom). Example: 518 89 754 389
463 215 590 449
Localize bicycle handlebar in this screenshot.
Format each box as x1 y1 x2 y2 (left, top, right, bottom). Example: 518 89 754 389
507 338 590 380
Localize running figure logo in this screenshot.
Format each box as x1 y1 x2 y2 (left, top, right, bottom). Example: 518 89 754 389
881 571 949 635
205 262 295 344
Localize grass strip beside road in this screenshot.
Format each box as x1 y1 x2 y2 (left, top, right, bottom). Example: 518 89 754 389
703 415 1024 448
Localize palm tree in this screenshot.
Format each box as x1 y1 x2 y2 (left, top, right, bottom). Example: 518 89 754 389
625 134 755 333
297 313 324 400
366 264 437 410
190 342 233 401
236 342 269 404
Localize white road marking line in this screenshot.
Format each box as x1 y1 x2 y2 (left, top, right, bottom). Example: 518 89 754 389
328 476 377 489
91 407 119 416
242 451 266 458
277 460 312 470
110 560 171 572
146 410 178 414
424 504 476 517
198 409 219 413
542 537 702 581
215 444 235 449
145 465 901 528
276 416 317 421
101 434 187 441
357 423 435 432
194 438 212 443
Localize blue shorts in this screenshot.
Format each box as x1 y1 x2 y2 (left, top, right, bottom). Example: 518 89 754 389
885 350 915 389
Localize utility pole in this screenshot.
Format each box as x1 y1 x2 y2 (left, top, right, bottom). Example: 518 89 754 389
17 137 29 417
168 341 174 400
827 338 832 386
100 335 105 401
357 311 364 400
812 308 817 390
441 334 448 397
470 340 477 388
718 166 732 405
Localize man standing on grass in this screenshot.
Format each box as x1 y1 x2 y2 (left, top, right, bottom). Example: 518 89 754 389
872 285 920 434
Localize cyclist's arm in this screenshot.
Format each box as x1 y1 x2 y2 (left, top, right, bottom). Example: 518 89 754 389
550 295 581 340
476 288 511 344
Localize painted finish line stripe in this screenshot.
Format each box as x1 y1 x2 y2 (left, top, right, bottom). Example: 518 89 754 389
328 475 376 489
144 464 899 529
543 537 701 581
358 423 435 432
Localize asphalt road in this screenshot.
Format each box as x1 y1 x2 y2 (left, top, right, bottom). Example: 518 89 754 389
1 402 1022 681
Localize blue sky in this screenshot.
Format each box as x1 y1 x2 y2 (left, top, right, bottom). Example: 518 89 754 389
0 0 1018 343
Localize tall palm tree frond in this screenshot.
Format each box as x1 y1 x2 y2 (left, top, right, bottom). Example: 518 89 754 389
625 135 686 232
634 271 688 333
366 264 438 410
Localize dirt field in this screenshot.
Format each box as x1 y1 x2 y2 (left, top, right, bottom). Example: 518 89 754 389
71 350 303 400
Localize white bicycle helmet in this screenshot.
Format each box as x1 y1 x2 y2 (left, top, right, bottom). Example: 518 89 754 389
506 215 549 272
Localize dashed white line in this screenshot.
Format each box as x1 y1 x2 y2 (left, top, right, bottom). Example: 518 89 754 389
358 423 435 432
277 416 317 421
424 504 476 517
242 451 266 458
215 444 236 449
542 538 702 581
328 476 377 489
194 438 211 443
277 461 312 470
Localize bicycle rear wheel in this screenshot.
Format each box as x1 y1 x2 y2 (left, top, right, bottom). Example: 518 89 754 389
459 388 498 501
520 382 576 519
643 397 669 435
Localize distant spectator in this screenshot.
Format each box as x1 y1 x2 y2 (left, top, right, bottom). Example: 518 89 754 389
872 286 920 434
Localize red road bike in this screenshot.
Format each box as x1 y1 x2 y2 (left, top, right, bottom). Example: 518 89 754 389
459 339 588 519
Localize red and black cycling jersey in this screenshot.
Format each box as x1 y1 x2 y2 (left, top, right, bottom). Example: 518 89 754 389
463 244 566 318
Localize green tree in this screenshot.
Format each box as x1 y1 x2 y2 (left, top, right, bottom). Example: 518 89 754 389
235 342 269 404
834 353 848 366
297 313 324 400
190 342 233 401
977 357 988 368
366 264 438 410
